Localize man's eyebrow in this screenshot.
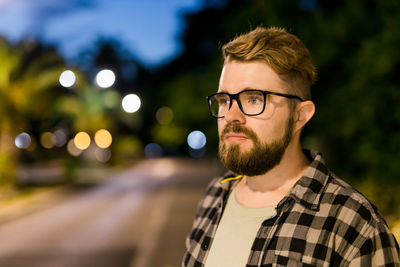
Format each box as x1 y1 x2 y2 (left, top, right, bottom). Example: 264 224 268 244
218 88 257 93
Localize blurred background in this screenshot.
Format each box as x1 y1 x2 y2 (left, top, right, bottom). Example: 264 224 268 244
0 0 399 266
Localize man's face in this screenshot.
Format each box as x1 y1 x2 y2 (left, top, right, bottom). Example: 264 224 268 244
217 60 295 176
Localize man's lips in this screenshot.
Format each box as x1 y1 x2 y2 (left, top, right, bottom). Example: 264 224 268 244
224 133 249 142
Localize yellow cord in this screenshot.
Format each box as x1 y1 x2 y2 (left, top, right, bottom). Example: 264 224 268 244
220 175 244 184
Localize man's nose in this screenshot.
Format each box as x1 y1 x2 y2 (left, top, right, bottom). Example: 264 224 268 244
224 100 245 123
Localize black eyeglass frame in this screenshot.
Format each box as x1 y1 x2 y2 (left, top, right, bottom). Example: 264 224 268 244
206 89 305 118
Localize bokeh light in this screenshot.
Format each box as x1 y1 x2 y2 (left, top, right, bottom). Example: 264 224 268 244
187 130 206 150
144 143 163 158
156 107 174 125
74 132 91 150
40 132 55 149
59 70 76 87
94 147 111 163
95 69 115 88
94 129 112 149
53 129 67 147
122 94 141 113
67 139 82 156
15 132 31 149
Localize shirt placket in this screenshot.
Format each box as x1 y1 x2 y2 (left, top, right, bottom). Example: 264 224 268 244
200 188 228 265
246 199 293 266
243 215 278 266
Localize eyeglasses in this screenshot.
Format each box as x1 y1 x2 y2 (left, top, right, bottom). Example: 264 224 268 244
206 89 304 118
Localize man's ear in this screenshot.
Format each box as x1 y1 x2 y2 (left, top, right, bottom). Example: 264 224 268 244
294 100 315 133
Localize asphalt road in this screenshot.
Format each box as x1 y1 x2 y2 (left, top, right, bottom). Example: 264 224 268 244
0 158 223 267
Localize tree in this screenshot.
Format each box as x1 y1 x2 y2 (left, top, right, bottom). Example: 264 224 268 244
0 38 66 185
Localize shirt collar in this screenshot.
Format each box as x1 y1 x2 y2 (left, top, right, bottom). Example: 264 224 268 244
279 149 330 210
220 149 331 211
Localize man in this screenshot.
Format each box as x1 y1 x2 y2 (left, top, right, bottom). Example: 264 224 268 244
183 27 400 266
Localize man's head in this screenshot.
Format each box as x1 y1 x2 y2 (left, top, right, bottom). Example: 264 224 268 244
222 26 317 101
214 27 316 176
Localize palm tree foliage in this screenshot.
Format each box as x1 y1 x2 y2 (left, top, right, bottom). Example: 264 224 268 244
0 38 66 184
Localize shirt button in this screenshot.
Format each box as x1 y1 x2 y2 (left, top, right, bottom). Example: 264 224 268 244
202 237 210 250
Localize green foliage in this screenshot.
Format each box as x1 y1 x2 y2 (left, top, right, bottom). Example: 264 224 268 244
0 39 65 121
151 124 186 147
298 0 398 183
0 38 125 186
0 152 15 185
55 85 116 133
0 38 66 185
113 136 143 162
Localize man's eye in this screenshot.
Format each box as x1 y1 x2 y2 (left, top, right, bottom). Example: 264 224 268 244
248 96 263 104
217 98 229 105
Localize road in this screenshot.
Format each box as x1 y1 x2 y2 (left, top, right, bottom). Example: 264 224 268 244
0 158 223 267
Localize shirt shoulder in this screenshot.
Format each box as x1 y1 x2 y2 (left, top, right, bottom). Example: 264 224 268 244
278 170 399 265
318 173 400 259
326 174 400 264
325 172 387 227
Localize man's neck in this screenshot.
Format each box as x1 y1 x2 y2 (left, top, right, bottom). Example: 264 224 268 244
235 144 310 208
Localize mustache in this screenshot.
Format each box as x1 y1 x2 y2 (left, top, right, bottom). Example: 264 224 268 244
221 124 258 141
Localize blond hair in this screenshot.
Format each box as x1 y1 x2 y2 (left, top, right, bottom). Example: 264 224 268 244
222 27 317 100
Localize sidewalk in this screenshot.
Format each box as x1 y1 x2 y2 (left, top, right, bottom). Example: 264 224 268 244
0 185 70 225
0 162 118 225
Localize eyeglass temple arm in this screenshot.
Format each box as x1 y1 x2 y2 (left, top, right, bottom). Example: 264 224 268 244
267 91 304 101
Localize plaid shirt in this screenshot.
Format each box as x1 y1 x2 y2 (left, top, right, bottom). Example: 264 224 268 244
183 150 400 266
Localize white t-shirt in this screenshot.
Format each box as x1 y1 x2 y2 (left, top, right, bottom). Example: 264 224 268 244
204 187 276 267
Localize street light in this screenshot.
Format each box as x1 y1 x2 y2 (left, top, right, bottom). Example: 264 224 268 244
94 129 112 149
74 131 91 150
59 70 76 88
15 132 31 149
95 69 115 88
187 130 206 150
122 93 141 113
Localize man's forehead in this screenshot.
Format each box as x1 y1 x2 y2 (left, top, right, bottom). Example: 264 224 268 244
218 61 286 94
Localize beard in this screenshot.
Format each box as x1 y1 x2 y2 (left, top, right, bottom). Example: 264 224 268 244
218 115 294 176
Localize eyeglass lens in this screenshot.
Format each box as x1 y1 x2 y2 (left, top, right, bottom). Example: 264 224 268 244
209 91 265 117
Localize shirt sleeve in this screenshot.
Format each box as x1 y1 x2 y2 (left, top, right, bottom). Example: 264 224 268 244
349 222 400 267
